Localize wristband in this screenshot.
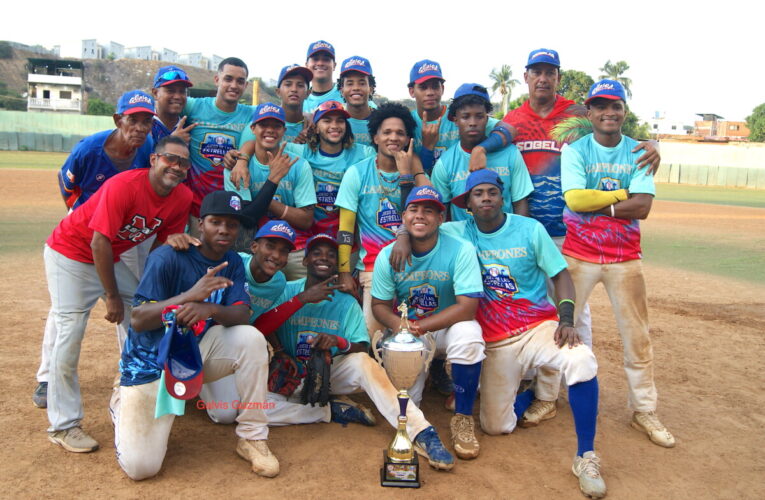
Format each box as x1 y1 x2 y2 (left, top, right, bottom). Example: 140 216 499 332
400 174 414 183
335 335 350 352
238 153 250 162
477 132 503 152
281 205 289 219
558 299 575 327
610 204 615 217
493 124 514 144
337 230 354 246
396 226 409 237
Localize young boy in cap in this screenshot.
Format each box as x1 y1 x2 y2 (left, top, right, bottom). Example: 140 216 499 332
372 186 485 462
443 169 605 498
303 40 343 113
44 136 193 453
338 55 376 146
114 190 279 480
150 65 196 143
431 83 533 222
561 79 675 449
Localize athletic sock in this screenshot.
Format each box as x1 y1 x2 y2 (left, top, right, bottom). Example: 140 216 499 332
568 377 599 457
513 389 535 419
451 361 481 415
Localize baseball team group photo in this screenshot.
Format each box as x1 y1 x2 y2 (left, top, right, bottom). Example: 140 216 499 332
2 10 764 499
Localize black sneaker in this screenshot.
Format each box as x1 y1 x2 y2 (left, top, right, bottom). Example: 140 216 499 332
330 396 376 426
33 382 47 408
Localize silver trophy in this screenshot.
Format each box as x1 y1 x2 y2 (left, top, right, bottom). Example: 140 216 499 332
372 302 434 488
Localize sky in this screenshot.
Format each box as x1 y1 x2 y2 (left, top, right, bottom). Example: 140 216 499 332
5 0 763 123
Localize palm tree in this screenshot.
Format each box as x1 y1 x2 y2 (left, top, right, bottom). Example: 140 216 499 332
489 65 520 115
599 60 633 98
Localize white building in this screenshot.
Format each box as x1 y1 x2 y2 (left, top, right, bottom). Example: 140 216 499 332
647 112 694 136
27 58 83 113
162 48 178 63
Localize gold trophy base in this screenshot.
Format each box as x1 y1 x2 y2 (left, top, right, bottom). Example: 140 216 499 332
380 450 420 488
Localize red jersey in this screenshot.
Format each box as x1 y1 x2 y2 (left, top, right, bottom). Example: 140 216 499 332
503 96 578 237
47 169 192 263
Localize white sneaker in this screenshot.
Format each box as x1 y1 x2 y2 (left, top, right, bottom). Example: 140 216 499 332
519 399 557 428
236 439 280 477
48 426 99 453
631 411 676 448
572 451 607 498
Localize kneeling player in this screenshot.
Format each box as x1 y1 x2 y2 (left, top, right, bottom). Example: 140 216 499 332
443 170 605 498
113 191 278 480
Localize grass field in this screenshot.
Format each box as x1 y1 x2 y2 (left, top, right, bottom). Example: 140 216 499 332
0 151 68 170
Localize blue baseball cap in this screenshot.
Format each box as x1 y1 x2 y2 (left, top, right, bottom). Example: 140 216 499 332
255 220 296 249
454 83 490 102
340 56 373 76
251 102 286 125
585 79 627 104
409 59 444 85
305 233 338 255
153 65 193 88
525 48 561 69
312 100 350 123
157 306 204 400
405 185 446 212
278 64 313 87
451 169 505 209
307 40 335 60
116 90 156 116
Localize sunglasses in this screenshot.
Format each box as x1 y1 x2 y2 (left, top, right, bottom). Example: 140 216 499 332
158 69 189 82
156 152 191 168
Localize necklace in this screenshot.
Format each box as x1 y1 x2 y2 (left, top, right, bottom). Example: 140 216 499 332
375 159 400 198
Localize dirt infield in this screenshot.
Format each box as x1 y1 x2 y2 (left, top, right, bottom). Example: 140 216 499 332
1 169 763 499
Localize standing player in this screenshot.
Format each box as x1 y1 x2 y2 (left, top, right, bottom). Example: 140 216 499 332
183 57 254 223
254 234 455 471
150 65 196 143
335 103 427 332
33 90 156 409
114 190 278 479
43 136 193 452
303 40 343 113
431 83 533 222
338 55 376 146
561 79 674 448
444 169 605 498
372 186 486 461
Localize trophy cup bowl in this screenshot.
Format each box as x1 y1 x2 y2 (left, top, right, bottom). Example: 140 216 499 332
371 302 434 488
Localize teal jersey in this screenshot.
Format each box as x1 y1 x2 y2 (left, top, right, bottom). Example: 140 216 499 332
441 216 565 341
372 230 484 320
239 252 287 322
285 142 375 235
347 117 372 146
275 278 369 360
432 142 534 221
183 97 255 214
238 121 305 146
411 106 498 162
302 87 344 114
335 157 403 271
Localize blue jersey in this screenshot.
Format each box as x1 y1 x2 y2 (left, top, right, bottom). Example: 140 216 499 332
431 142 533 221
275 278 368 360
372 230 484 320
239 252 287 322
411 107 498 165
59 129 153 209
347 117 372 146
303 86 344 114
239 120 305 146
441 215 565 342
119 245 250 387
151 116 173 142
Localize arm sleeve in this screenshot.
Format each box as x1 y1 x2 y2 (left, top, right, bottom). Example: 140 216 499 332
253 296 304 335
337 208 357 273
293 159 319 207
452 240 484 297
370 249 395 301
532 222 568 278
240 180 278 227
510 149 534 202
563 188 629 212
560 144 587 194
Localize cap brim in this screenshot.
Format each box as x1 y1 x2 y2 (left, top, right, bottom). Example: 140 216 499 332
121 107 156 116
164 360 203 400
281 67 314 85
407 198 446 212
525 61 561 69
451 190 470 209
253 115 286 125
314 109 351 123
340 68 371 76
584 94 624 105
305 236 338 254
158 79 193 88
413 75 445 85
260 235 296 250
308 49 335 59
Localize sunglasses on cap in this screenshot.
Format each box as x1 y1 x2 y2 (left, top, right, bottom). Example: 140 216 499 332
156 152 191 168
158 69 189 82
316 100 344 113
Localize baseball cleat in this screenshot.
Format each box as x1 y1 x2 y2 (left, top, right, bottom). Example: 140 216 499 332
330 396 376 426
33 382 48 408
519 399 557 428
429 358 454 396
450 413 480 459
48 426 99 453
236 439 280 478
414 426 454 471
631 411 675 448
572 451 607 498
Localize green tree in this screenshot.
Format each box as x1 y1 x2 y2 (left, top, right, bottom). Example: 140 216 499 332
489 65 520 115
599 60 633 98
745 103 765 142
623 110 650 140
559 70 594 104
507 93 528 112
87 97 115 116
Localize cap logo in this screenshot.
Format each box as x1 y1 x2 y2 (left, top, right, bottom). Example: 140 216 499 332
418 63 440 74
531 51 556 60
271 223 295 237
592 82 616 94
344 58 365 69
229 195 242 211
260 104 281 115
417 187 439 198
128 94 152 105
174 381 186 396
312 42 332 51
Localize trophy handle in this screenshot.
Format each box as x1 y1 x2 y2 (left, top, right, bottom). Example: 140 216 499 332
372 329 385 365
